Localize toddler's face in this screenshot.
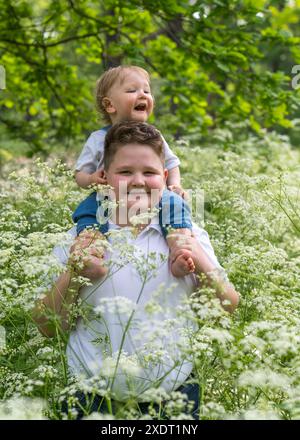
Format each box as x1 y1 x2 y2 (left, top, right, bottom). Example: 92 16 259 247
104 70 154 123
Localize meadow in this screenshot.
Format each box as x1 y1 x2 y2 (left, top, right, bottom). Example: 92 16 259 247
0 122 299 419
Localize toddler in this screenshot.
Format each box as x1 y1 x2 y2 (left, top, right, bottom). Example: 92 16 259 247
73 65 194 278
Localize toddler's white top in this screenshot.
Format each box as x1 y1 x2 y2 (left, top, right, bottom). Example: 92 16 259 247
75 127 180 173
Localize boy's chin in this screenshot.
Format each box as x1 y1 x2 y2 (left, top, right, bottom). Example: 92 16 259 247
127 201 151 212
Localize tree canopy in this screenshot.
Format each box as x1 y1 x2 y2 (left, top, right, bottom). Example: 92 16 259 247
1 0 300 155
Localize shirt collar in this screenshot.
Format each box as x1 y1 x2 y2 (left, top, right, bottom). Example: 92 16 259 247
108 215 163 236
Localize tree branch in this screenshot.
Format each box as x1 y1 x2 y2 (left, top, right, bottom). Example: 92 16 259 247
0 32 102 49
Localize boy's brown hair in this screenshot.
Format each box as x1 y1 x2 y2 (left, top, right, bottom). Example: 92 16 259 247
95 65 151 123
104 121 164 170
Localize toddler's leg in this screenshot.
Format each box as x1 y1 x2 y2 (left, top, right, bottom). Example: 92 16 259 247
72 192 109 236
72 192 109 279
166 230 195 278
159 190 195 277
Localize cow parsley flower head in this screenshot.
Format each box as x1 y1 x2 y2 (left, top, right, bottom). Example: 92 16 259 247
0 396 47 420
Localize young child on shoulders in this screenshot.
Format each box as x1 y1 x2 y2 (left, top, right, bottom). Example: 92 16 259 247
73 65 194 279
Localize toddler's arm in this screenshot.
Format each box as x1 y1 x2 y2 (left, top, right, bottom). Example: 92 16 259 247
167 166 188 199
167 166 181 187
75 169 107 189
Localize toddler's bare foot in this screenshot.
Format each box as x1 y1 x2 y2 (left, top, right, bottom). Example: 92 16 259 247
171 249 195 278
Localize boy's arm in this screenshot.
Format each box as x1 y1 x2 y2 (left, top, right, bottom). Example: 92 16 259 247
192 241 239 314
30 270 80 338
31 231 104 337
75 169 107 189
169 234 240 314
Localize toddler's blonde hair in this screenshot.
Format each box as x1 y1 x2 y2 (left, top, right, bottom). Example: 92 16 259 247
95 65 151 123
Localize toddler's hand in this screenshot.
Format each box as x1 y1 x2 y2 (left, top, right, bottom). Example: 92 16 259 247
90 169 107 186
168 184 188 200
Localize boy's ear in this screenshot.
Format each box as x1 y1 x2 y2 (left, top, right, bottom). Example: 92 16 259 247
102 97 116 114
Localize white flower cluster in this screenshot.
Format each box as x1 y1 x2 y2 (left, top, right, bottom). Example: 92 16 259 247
0 396 47 420
1 129 300 419
94 296 137 317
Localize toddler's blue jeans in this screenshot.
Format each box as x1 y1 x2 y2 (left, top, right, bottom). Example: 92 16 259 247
72 189 192 238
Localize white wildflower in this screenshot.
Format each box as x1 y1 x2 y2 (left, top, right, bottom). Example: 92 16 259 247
0 396 47 420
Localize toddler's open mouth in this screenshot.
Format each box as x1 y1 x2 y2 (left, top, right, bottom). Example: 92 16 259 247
134 103 147 111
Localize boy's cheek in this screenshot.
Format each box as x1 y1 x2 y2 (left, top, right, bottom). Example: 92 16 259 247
148 177 166 190
109 176 128 188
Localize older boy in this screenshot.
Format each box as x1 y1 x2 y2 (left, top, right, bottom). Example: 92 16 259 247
32 122 239 419
73 65 194 278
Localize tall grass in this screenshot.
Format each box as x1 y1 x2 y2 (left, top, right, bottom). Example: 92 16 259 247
0 126 300 419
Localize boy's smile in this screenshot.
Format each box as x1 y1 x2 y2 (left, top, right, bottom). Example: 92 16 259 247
103 70 154 123
104 143 168 226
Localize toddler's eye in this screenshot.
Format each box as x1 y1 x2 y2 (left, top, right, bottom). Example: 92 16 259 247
126 90 136 93
119 170 131 175
144 90 150 94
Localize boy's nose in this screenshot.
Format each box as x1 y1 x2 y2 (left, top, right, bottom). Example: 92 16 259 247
131 173 145 186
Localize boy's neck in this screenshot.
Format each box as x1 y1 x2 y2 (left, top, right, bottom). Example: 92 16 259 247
113 210 149 230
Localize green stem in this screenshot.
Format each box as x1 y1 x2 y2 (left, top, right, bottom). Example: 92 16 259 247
109 276 147 391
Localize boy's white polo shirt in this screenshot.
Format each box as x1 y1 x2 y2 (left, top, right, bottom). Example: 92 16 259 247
54 220 224 402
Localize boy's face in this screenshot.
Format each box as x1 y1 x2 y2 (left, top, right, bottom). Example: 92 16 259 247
104 143 167 225
103 70 154 124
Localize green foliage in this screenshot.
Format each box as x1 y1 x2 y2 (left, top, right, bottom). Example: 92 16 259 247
1 0 300 421
0 125 300 419
1 0 300 156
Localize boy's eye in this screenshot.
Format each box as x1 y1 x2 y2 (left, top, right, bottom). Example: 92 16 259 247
126 90 136 93
119 170 131 174
144 171 155 175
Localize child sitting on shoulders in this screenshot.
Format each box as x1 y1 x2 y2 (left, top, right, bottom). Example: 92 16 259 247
73 65 194 278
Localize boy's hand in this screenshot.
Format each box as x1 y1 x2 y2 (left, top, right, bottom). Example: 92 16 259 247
168 184 188 200
69 230 107 280
89 169 107 186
